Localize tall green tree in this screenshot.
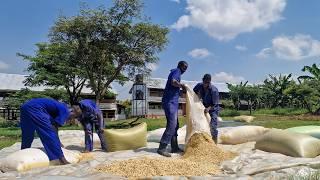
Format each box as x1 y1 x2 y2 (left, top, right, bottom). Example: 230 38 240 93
298 63 320 82
227 81 248 110
18 42 86 105
50 0 169 103
262 74 293 108
297 64 320 114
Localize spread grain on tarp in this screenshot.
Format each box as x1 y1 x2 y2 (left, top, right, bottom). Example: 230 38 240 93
96 133 236 179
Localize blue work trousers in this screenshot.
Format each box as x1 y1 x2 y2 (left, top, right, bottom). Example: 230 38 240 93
80 116 107 151
20 105 64 161
160 102 179 145
209 112 218 138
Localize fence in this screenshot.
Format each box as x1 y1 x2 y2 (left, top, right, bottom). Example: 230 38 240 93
0 108 20 121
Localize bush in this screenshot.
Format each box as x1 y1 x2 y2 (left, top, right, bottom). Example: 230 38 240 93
0 118 19 128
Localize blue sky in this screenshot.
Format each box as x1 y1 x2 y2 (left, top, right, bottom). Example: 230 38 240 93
1 0 320 99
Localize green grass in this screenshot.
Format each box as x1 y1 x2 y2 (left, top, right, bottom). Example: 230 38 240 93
106 116 186 131
0 137 19 150
220 108 309 117
219 109 241 117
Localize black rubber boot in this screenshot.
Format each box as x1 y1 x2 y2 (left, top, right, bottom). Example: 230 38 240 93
171 136 184 153
212 136 218 144
157 143 171 157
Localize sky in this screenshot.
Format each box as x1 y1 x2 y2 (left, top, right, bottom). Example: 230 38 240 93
1 0 320 100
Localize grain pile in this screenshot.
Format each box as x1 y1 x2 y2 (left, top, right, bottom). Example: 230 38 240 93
96 132 236 179
79 153 94 162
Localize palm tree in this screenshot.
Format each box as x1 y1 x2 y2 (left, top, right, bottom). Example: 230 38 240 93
263 74 293 108
298 63 320 82
298 64 320 114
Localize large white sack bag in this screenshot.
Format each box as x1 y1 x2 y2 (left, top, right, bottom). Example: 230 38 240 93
0 148 49 172
233 115 255 123
217 127 235 144
61 148 81 164
147 126 187 144
147 128 165 142
185 85 212 144
220 126 269 144
255 129 320 158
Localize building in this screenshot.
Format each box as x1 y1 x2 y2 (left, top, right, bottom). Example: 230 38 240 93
130 76 230 118
0 73 125 121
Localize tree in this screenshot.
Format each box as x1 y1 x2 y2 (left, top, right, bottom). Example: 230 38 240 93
18 42 86 105
227 81 248 110
50 0 169 103
50 0 169 102
298 63 320 82
4 88 68 108
297 64 320 114
262 74 293 108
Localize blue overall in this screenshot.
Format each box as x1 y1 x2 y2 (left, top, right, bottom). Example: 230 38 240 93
20 98 69 161
160 68 182 144
79 99 107 151
193 83 220 138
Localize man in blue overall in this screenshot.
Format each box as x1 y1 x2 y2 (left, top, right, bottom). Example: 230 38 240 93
157 61 188 157
72 99 107 152
20 98 71 165
193 74 220 143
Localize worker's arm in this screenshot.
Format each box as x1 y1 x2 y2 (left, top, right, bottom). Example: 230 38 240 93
171 79 185 89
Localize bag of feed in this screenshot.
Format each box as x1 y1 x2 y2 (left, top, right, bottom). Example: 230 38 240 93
62 148 81 164
0 148 49 172
286 126 320 139
233 115 255 123
185 86 212 143
219 126 269 144
255 129 320 158
104 122 147 152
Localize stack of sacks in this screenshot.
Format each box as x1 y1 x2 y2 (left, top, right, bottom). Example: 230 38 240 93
255 129 320 158
286 126 320 139
219 126 269 144
104 122 147 152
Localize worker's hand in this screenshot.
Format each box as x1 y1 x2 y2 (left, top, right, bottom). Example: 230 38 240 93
204 107 211 113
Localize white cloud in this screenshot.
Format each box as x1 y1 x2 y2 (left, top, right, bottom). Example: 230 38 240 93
235 45 248 51
256 34 320 61
188 48 211 58
146 63 158 71
172 0 286 41
0 61 9 70
256 48 273 58
211 72 246 84
170 0 180 3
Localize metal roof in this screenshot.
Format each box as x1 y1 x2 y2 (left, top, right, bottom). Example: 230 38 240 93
0 73 117 94
145 78 229 93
